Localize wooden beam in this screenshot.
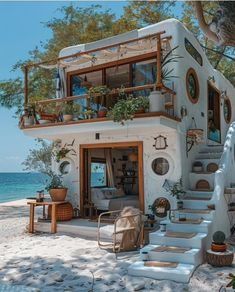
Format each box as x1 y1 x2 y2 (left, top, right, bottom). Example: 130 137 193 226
26 31 166 69
24 66 28 106
156 34 162 88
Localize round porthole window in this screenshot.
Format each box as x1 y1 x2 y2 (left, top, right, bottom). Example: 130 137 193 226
224 98 232 124
152 157 169 176
186 68 199 103
59 161 71 175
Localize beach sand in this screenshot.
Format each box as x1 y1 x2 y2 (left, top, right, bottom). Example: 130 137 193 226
0 200 234 291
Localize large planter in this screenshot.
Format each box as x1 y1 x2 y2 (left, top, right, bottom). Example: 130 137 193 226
148 91 165 112
63 114 73 122
49 188 68 202
23 116 34 126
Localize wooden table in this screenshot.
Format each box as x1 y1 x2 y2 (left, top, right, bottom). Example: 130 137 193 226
27 200 67 234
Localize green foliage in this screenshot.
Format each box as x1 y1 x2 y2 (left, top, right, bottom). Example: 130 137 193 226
62 102 74 115
22 139 53 176
226 273 235 289
45 172 65 191
107 95 149 125
212 231 225 244
165 178 186 200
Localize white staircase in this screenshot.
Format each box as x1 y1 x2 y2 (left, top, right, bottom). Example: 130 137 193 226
128 145 223 283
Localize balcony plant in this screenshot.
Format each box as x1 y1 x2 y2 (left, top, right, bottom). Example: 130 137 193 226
164 178 186 210
84 109 96 120
62 102 74 122
45 171 68 201
88 85 111 118
20 104 36 127
107 95 149 125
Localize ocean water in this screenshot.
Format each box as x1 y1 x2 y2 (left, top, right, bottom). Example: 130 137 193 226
0 173 48 203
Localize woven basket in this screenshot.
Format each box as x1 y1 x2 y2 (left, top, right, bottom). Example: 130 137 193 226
206 250 234 267
48 202 73 221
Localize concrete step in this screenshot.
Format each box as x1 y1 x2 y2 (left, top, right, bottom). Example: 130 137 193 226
149 230 207 248
189 172 214 190
224 188 235 194
186 190 213 199
161 219 212 233
200 145 224 153
128 261 195 283
196 152 221 160
182 198 212 209
174 209 214 220
140 244 202 265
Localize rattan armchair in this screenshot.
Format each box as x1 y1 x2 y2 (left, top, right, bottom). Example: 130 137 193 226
97 208 144 253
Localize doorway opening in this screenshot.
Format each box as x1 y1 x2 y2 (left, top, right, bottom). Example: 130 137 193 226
208 83 221 143
80 141 144 217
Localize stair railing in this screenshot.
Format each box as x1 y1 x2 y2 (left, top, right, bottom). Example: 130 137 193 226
212 122 235 237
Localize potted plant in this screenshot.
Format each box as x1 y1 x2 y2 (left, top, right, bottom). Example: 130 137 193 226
88 85 110 118
107 97 136 125
72 104 81 121
62 102 74 122
134 96 149 114
21 105 35 126
84 109 96 120
45 172 68 202
165 178 186 210
193 161 203 172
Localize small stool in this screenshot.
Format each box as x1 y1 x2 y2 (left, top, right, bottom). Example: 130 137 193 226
206 249 234 267
48 202 73 221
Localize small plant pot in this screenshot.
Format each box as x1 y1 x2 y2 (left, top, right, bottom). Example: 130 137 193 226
98 108 107 118
141 251 149 261
49 188 68 202
23 116 34 126
211 243 227 252
177 201 184 210
160 223 167 232
63 114 73 122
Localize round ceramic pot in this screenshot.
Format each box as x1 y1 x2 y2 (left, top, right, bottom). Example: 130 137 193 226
98 109 107 118
160 223 167 232
193 166 203 172
177 201 184 210
148 91 164 112
63 114 73 122
23 116 34 126
49 188 68 202
211 243 227 252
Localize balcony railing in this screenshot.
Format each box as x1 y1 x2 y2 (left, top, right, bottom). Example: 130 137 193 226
20 30 180 129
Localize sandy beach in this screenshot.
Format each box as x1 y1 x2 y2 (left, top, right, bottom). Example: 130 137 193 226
0 199 234 291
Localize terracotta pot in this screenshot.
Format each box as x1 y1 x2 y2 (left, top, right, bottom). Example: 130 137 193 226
211 243 227 252
49 188 68 202
63 114 73 122
98 108 107 118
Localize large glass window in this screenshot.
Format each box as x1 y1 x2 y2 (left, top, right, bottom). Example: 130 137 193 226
132 59 156 96
106 64 130 89
91 160 107 187
185 38 203 66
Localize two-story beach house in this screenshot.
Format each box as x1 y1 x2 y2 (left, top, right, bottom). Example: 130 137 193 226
21 19 235 282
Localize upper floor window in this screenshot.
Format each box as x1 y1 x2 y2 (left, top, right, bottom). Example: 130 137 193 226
186 68 199 104
224 98 232 124
185 38 203 66
106 64 130 89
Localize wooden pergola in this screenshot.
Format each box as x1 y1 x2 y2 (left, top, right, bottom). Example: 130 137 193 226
24 30 175 107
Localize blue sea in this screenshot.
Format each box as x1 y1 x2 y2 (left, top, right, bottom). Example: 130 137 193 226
0 173 48 203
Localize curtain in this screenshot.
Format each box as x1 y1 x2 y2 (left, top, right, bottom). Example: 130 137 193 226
56 68 67 99
105 149 115 188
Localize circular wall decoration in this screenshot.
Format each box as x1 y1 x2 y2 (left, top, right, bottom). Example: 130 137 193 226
152 157 169 176
224 98 232 124
59 160 71 175
186 68 199 104
151 197 171 218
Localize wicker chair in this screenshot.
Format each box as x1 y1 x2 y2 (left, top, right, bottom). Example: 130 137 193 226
97 207 144 253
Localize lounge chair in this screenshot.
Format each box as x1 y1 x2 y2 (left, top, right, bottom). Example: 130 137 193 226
97 207 144 252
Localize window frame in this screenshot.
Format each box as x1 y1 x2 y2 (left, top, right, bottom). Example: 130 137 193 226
68 52 157 96
224 98 232 124
184 38 203 66
90 157 108 188
186 68 200 104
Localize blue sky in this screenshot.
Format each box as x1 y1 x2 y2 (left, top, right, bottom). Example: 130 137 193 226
0 1 183 172
0 1 127 172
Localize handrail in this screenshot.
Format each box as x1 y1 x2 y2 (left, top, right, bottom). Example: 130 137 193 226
34 84 175 105
212 121 235 236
